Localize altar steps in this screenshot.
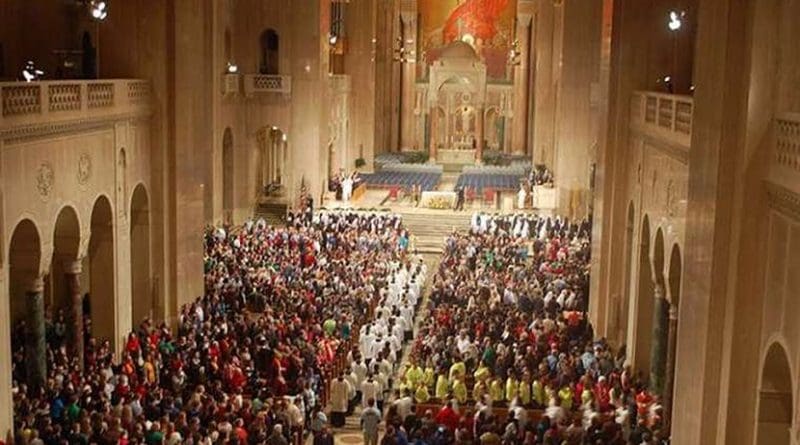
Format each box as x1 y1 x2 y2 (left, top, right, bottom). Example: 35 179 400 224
400 211 472 253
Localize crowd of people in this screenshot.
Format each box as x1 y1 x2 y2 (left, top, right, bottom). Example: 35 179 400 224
10 210 416 445
380 214 669 444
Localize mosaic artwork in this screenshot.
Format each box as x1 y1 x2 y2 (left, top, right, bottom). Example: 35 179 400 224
420 0 516 79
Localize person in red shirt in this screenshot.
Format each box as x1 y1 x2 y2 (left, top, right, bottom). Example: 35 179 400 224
435 400 461 432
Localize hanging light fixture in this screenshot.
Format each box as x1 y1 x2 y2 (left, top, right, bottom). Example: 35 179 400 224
668 10 684 31
88 0 108 21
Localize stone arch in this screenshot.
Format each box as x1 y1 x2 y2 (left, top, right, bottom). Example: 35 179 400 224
49 205 81 319
8 218 46 389
259 29 280 75
632 214 654 378
223 127 234 224
756 342 793 445
130 183 152 326
87 195 115 348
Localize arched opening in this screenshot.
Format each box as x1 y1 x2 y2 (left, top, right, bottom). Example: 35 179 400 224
130 185 152 327
8 219 45 389
223 128 234 224
50 206 81 359
633 215 654 378
618 202 635 345
259 29 280 75
650 228 669 395
756 343 793 445
87 196 116 348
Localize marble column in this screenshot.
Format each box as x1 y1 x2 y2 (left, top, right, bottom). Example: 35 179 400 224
66 260 84 370
663 303 679 428
512 14 532 155
649 284 669 396
25 277 46 391
428 110 438 162
476 106 485 163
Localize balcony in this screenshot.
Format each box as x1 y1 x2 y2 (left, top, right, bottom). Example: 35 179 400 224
769 113 800 198
0 79 151 130
243 74 292 96
630 91 693 149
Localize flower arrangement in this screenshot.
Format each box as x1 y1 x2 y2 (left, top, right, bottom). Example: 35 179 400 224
427 196 453 209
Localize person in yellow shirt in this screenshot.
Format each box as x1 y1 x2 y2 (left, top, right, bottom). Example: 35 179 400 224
452 376 468 405
449 356 466 385
558 385 574 411
423 363 435 388
435 372 450 400
489 377 504 406
532 378 545 408
473 378 487 401
505 374 518 402
544 385 556 407
405 361 424 389
518 374 531 406
415 381 431 404
473 361 491 383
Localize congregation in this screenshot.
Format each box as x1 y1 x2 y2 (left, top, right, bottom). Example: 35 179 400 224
9 211 417 445
381 214 669 444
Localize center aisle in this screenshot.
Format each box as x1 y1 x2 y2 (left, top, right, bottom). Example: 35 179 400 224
319 253 442 445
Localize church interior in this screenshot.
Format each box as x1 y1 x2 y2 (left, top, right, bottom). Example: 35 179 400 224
1 0 799 443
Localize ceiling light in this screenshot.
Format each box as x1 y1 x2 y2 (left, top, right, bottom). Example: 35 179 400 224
668 10 683 31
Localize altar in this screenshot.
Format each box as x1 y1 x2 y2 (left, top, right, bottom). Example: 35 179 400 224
412 41 514 164
438 149 477 165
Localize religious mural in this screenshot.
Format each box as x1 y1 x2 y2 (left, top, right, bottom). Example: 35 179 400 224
420 0 516 80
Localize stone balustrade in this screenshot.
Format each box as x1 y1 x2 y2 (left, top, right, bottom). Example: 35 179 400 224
769 113 800 198
630 90 693 148
0 79 151 129
243 74 292 96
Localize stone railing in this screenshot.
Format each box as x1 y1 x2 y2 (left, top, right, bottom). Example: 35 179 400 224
243 74 292 96
769 113 800 197
630 91 693 148
1 79 151 129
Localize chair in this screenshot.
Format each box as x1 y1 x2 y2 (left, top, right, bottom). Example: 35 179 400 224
389 186 400 200
484 187 495 205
